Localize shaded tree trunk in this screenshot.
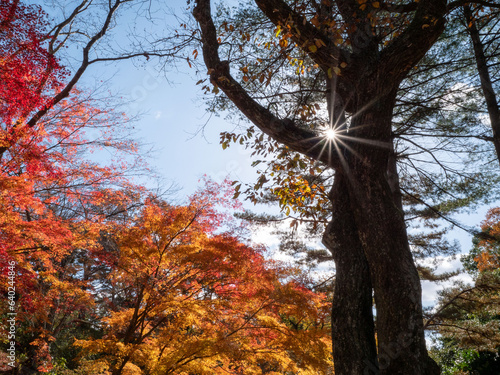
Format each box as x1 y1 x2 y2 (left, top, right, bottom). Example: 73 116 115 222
322 172 378 375
344 89 439 375
464 5 500 165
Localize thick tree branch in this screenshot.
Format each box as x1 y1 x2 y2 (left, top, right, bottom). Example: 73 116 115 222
193 0 340 168
253 0 350 72
377 0 447 85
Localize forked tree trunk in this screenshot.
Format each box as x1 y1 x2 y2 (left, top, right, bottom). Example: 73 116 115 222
343 89 439 375
322 172 378 374
323 88 439 374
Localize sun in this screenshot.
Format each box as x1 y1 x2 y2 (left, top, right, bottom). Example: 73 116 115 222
325 128 338 140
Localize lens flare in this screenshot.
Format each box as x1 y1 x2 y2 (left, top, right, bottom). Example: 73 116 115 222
325 128 338 140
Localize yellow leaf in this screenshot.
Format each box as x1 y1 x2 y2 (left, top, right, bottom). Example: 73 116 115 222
279 39 288 48
372 2 380 8
275 25 282 37
308 45 318 53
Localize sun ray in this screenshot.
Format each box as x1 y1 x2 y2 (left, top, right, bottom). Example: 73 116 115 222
337 134 392 150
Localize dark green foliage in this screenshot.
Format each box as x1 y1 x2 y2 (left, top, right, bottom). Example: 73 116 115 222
431 339 500 375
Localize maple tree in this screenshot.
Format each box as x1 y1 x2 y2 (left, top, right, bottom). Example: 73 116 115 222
1 2 331 373
0 0 64 127
0 2 103 370
0 85 146 372
0 0 168 161
0 0 65 161
64 180 332 375
0 4 162 369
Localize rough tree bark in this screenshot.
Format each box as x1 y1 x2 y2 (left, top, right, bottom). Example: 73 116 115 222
193 0 446 373
322 172 378 374
346 88 439 374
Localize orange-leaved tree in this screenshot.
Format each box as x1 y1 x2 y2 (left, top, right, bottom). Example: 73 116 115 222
74 179 332 375
0 88 146 372
470 207 500 272
1 2 149 371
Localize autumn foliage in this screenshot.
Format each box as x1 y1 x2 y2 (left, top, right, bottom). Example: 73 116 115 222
0 2 331 372
0 2 146 369
472 208 500 272
1 163 332 373
0 0 65 140
74 184 332 374
0 86 147 371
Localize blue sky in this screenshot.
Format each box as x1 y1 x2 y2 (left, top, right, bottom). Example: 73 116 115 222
87 59 258 194
53 0 259 196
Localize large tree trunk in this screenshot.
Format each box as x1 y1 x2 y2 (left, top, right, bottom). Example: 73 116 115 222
323 172 378 375
344 90 439 375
